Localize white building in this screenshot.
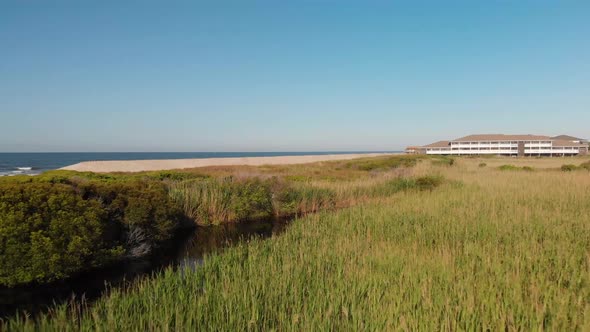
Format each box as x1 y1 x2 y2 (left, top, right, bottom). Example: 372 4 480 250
410 134 588 156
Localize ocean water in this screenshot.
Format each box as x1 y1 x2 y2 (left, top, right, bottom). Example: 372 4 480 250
0 152 396 177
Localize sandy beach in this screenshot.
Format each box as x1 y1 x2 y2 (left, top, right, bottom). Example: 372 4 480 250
60 153 395 173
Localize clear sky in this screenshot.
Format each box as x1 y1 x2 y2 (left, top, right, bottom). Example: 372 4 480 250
1 1 589 152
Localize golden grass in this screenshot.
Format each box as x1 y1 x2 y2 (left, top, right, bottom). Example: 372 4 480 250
5 156 590 330
455 155 590 169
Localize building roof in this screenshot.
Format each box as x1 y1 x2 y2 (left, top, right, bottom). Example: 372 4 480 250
551 135 584 141
423 140 450 148
452 134 551 142
552 140 588 147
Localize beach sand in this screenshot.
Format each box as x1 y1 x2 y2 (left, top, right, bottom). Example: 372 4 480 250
60 153 395 173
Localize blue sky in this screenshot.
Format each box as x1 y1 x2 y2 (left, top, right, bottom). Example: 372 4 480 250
1 1 589 152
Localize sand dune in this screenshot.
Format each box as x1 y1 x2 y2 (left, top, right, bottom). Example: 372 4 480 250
60 153 395 173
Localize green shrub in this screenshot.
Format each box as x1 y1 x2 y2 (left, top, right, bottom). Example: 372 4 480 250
0 178 183 286
272 185 302 216
415 175 444 191
136 171 208 182
498 164 520 171
0 182 115 286
498 165 534 172
283 175 310 182
578 161 590 170
28 170 207 184
479 163 487 168
561 164 578 172
230 178 273 221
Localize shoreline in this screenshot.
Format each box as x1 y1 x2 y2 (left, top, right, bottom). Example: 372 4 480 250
60 153 398 173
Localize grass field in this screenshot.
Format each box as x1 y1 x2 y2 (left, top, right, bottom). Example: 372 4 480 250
4 156 590 330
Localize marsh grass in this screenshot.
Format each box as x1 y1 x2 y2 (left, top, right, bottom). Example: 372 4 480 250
167 171 441 225
168 177 273 225
345 155 423 171
4 156 590 330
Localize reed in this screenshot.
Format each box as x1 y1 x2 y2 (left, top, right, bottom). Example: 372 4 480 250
168 178 235 225
168 170 441 225
168 177 273 225
5 156 590 330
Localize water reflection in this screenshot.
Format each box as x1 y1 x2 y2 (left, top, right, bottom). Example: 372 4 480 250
176 219 289 269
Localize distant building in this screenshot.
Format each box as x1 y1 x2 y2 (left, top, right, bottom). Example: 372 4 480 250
404 146 426 154
409 134 589 156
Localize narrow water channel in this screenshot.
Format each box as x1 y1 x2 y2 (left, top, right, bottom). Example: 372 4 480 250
0 219 290 319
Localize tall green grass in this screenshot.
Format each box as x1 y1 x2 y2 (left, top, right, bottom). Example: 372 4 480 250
6 163 589 330
5 157 589 330
168 177 273 225
167 175 442 225
272 184 337 217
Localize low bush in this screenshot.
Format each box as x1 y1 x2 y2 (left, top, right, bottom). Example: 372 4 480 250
0 177 183 286
498 165 534 172
138 171 208 182
0 182 117 286
231 178 274 221
24 170 207 184
479 163 487 168
498 164 520 171
561 164 578 172
578 161 590 170
415 175 444 191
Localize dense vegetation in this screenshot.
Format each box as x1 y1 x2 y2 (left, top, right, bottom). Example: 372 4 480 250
0 155 430 286
4 156 589 330
0 173 184 286
498 164 534 171
168 174 442 226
